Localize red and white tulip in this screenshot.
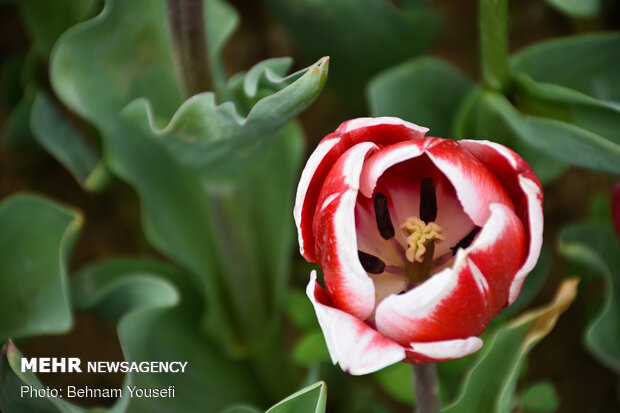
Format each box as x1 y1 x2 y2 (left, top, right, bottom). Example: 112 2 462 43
294 117 543 375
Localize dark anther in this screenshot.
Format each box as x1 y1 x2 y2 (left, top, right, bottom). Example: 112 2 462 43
374 192 395 240
358 251 386 274
419 178 437 223
450 227 481 255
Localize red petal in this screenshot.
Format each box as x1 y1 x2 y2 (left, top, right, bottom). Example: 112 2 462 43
459 140 543 304
465 203 527 316
307 272 406 375
374 251 490 345
425 139 514 227
313 142 378 319
405 337 483 364
294 117 427 263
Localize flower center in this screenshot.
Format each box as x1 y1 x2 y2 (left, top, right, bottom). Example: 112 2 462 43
401 216 444 285
401 217 444 264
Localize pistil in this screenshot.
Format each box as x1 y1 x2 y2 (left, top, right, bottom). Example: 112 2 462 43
402 217 444 284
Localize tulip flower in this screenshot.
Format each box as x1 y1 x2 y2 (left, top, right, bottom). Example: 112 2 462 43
294 117 543 375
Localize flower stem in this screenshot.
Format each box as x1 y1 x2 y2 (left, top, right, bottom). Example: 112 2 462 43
413 363 440 413
165 0 212 97
479 0 509 91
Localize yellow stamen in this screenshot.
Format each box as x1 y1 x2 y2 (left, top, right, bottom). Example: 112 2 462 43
402 217 444 263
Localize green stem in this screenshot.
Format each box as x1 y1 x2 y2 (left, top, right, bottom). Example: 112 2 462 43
413 363 440 413
165 0 212 97
479 0 509 91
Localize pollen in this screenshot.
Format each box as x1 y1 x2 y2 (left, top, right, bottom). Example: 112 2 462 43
402 217 444 263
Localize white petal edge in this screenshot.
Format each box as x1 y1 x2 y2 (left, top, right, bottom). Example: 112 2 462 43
293 137 340 257
508 175 543 304
341 116 429 135
306 272 406 375
375 249 468 332
408 337 483 360
328 142 379 319
359 140 428 198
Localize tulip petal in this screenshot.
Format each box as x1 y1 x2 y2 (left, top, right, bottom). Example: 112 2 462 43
375 249 490 345
294 118 428 263
458 140 543 304
313 142 379 319
465 203 527 315
358 140 476 259
307 272 406 375
339 116 428 136
425 140 514 227
294 135 341 262
405 336 483 364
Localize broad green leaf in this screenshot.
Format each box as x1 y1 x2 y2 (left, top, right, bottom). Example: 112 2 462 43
512 73 620 143
18 0 97 59
266 0 441 108
118 307 263 413
479 0 509 90
559 222 620 374
367 57 472 137
486 92 620 175
30 92 109 191
0 195 80 341
51 0 184 123
544 0 600 18
71 258 192 322
73 258 263 412
121 57 327 176
443 278 578 413
511 33 620 103
265 381 326 413
498 246 552 320
0 342 93 413
453 87 567 185
50 0 326 357
520 381 560 412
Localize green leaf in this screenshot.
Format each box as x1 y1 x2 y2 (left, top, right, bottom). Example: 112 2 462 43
266 382 326 413
453 87 567 185
292 330 331 367
72 258 264 412
559 222 620 374
442 278 578 413
544 0 600 18
121 57 327 176
511 33 620 103
266 0 441 108
520 380 560 412
71 258 190 322
30 92 110 191
367 57 472 137
17 0 98 59
0 195 81 341
511 73 620 144
51 0 184 123
479 0 509 90
486 92 620 175
0 342 92 413
50 0 326 357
